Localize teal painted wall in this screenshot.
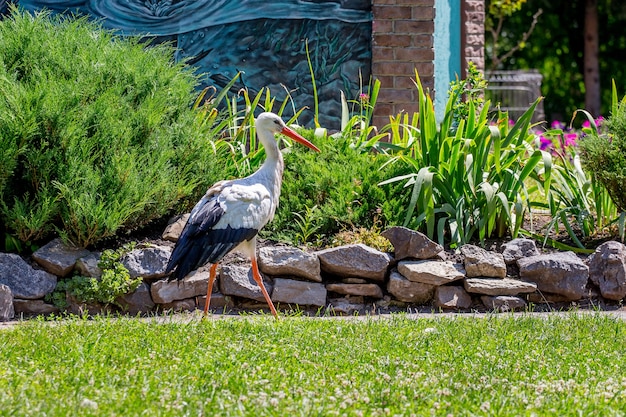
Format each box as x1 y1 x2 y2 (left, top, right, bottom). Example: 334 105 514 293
434 0 461 121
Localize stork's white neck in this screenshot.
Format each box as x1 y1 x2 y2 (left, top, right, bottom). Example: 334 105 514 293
256 147 284 197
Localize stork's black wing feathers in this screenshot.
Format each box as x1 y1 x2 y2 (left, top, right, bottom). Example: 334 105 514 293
165 195 258 280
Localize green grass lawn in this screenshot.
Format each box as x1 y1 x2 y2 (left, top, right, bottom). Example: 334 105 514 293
1 312 626 416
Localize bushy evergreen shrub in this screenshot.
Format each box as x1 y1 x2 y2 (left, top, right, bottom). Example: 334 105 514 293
0 9 222 249
579 98 626 212
263 132 410 244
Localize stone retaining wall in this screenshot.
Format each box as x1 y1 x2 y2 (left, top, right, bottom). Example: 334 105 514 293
1 224 624 321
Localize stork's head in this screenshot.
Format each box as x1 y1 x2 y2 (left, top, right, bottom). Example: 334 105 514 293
256 112 320 152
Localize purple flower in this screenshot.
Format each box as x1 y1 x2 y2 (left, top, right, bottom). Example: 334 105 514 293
539 135 552 150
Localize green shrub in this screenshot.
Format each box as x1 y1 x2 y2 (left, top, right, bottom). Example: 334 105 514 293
0 9 223 249
579 88 626 213
263 131 410 245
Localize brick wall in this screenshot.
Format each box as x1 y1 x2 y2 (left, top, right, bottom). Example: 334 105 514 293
463 0 485 74
371 0 484 128
371 0 435 128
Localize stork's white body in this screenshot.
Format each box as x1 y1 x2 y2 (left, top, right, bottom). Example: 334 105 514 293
165 112 319 317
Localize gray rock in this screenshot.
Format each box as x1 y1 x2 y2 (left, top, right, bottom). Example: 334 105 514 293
31 238 91 277
122 244 172 279
0 284 14 321
75 252 102 278
198 293 235 312
116 282 155 314
159 298 196 312
381 226 443 260
150 268 209 304
258 246 321 282
481 295 527 312
220 264 273 302
342 278 368 284
316 244 391 281
0 253 57 299
464 277 537 296
433 286 472 310
397 260 465 285
518 252 589 301
326 283 383 298
527 292 574 304
326 298 364 315
461 244 507 278
13 299 59 316
387 269 435 303
271 278 327 306
588 241 626 300
162 213 190 242
501 238 540 265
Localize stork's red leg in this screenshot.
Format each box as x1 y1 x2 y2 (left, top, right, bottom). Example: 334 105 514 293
203 263 219 316
250 257 278 318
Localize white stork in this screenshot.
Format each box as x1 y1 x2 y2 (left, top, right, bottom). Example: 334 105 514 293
165 112 320 318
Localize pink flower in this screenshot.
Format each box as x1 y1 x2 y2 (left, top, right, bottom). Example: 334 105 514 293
563 133 578 147
582 116 604 129
359 93 369 103
596 116 604 125
551 120 565 130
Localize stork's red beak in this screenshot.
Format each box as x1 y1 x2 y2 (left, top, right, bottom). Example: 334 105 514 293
281 126 321 153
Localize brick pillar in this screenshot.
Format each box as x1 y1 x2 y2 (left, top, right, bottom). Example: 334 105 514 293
371 0 435 129
462 0 485 75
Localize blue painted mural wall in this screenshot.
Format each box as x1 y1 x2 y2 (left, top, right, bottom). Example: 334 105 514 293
434 0 461 122
2 0 372 128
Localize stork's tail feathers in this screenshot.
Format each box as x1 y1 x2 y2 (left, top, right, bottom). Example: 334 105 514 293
165 225 259 281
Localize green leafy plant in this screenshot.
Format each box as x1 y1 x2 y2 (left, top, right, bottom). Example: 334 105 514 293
46 243 142 309
380 69 548 248
449 61 488 122
333 77 388 153
292 205 323 246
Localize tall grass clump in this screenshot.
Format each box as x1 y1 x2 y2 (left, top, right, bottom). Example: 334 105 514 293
380 69 549 247
530 113 621 251
0 8 223 249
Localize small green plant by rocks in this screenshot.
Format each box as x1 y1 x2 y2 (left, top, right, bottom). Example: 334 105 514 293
329 211 394 252
46 243 142 309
